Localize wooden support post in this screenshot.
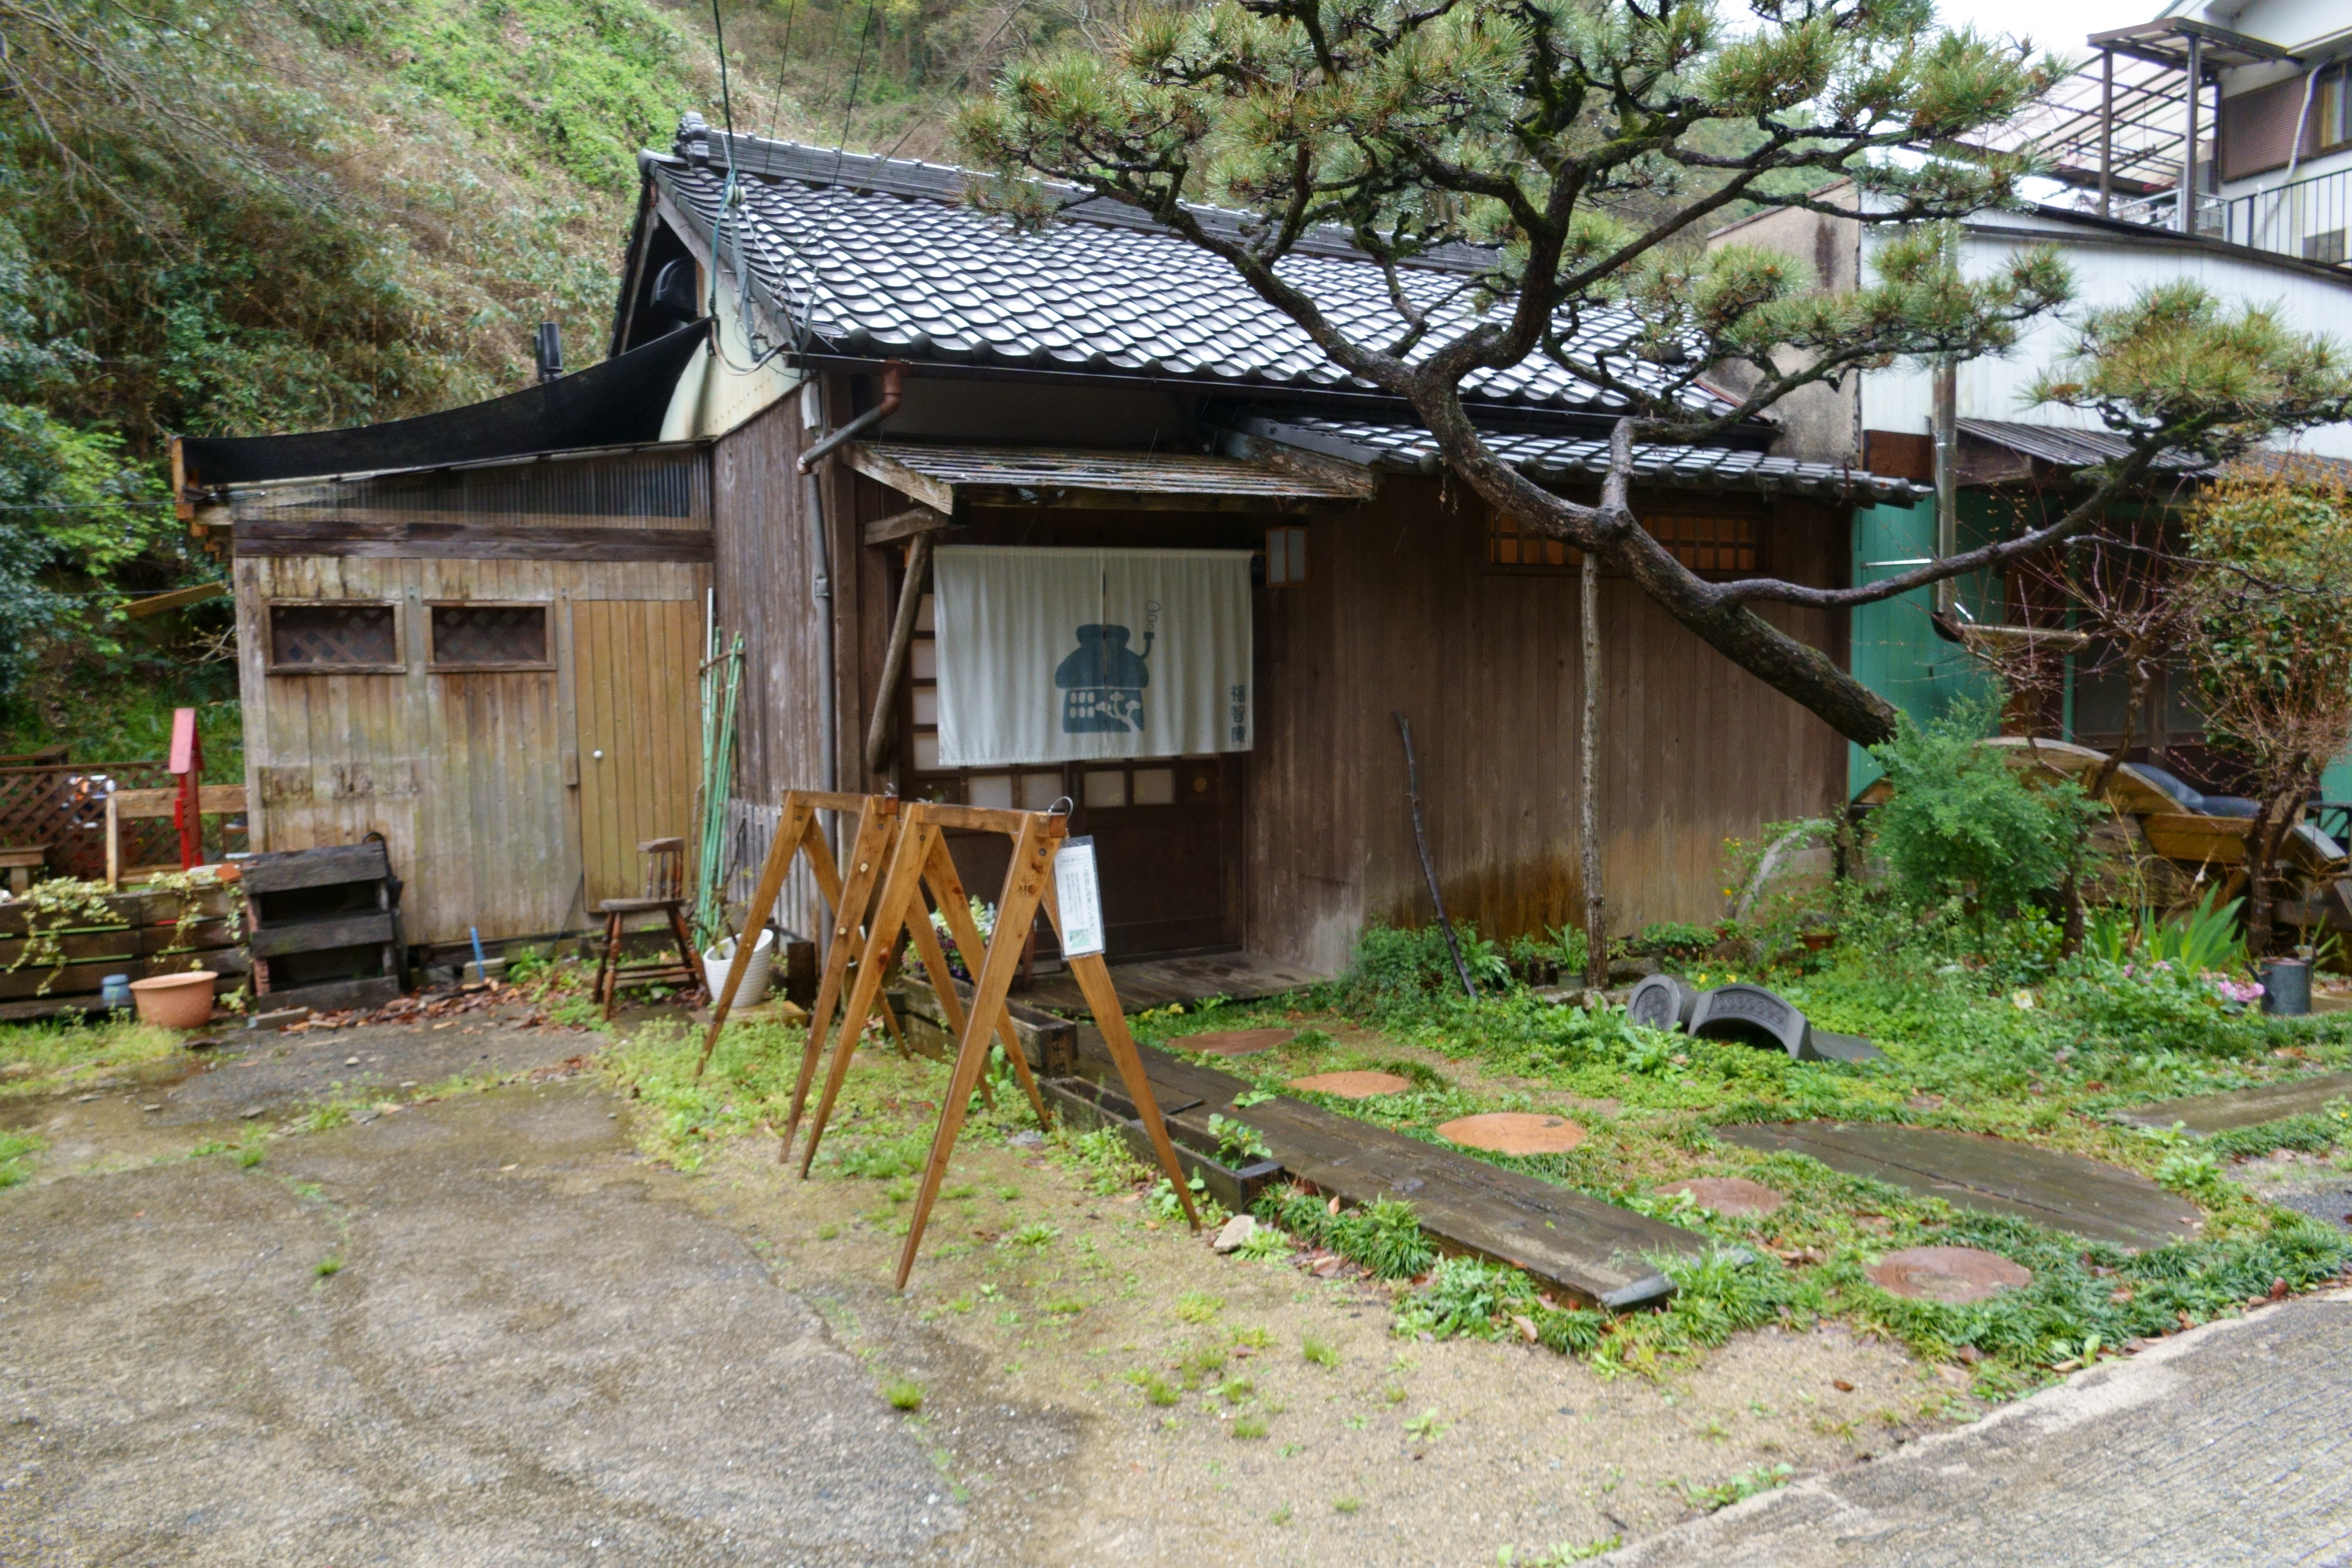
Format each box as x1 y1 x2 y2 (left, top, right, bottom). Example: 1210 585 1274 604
695 791 843 1078
778 797 902 1160
896 813 1063 1290
1041 878 1197 1231
921 833 1047 1124
894 811 1197 1290
799 814 944 1175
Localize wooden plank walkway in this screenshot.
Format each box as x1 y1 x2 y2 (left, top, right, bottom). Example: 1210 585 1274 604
2115 1072 2352 1136
1014 950 1328 1014
1715 1122 2200 1252
1075 1034 1711 1309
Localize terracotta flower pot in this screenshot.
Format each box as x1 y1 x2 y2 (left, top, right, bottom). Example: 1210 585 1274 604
129 970 218 1029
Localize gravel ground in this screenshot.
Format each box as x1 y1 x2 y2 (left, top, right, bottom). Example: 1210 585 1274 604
0 1018 1980 1566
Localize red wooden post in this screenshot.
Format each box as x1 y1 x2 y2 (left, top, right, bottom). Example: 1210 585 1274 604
167 707 202 870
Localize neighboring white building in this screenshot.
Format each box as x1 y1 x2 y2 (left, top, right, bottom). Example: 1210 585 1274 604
1707 1 2352 794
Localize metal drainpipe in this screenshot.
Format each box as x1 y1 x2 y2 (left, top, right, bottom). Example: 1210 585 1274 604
797 360 907 475
799 361 908 800
1933 361 1958 616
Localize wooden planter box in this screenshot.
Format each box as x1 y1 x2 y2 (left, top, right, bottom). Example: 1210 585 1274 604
0 885 246 1021
1044 1074 1284 1213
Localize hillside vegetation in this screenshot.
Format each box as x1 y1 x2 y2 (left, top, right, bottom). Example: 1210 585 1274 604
0 0 1766 759
0 0 1053 753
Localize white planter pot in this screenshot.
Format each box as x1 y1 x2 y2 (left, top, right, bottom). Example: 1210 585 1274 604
703 927 776 1007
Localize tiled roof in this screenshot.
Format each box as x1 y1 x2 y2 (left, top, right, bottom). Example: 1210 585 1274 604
1232 412 1928 508
1958 419 2352 487
644 124 1729 422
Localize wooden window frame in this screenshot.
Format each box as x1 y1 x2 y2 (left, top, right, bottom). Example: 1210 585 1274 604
424 599 557 673
1486 503 1766 579
264 598 406 676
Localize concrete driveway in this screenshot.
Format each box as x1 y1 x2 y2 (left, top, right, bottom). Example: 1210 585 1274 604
1601 1287 2352 1567
0 1068 1046 1565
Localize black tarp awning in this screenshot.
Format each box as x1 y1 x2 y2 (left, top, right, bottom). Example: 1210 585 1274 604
179 322 709 487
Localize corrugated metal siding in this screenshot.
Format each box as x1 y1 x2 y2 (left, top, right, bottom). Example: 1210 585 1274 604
233 446 711 528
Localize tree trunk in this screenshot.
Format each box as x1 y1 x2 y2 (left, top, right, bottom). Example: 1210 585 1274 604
2243 780 2310 962
1580 547 1607 991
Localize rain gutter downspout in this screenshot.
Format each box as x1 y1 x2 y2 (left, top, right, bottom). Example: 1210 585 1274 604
797 361 908 797
798 360 907 475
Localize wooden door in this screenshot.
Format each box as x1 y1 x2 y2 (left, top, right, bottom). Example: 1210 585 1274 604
1068 755 1240 957
571 598 703 912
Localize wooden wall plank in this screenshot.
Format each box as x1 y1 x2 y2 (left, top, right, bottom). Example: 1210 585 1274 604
1245 478 1848 973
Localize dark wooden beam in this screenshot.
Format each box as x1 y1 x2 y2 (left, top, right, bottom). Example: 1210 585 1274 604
233 522 714 562
864 505 957 545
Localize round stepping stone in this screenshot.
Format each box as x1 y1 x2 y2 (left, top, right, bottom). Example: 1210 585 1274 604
1658 1177 1785 1217
1866 1245 2032 1304
1181 1028 1294 1057
1435 1112 1586 1155
1286 1070 1413 1099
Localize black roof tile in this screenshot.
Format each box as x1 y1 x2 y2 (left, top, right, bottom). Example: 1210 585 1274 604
644 124 1726 422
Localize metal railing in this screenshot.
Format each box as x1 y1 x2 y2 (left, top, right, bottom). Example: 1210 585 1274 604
2097 168 2350 268
2221 166 2351 266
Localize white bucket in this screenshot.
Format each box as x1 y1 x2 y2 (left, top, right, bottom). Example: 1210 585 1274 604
703 927 776 1007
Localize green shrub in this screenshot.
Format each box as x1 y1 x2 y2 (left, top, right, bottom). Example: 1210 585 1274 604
1394 1256 1535 1339
1347 922 1506 1000
1865 703 2097 921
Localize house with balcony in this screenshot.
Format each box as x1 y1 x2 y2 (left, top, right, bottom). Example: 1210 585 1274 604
1707 0 2352 807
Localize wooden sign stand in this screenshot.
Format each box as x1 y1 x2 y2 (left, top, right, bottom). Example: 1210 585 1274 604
699 791 920 1160
882 803 1201 1290
794 800 1049 1177
697 789 1014 1160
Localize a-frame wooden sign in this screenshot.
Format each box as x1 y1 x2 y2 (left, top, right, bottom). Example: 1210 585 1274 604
793 799 1050 1177
698 788 1037 1158
877 802 1199 1289
699 790 916 1162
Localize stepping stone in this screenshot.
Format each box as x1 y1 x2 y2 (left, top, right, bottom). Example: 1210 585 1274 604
1179 1028 1294 1057
1287 1070 1413 1099
1715 1121 2200 1252
1436 1112 1586 1156
2114 1071 2352 1136
1658 1177 1785 1217
1867 1245 2032 1303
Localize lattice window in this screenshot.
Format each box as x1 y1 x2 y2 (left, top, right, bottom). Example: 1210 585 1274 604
1489 511 1578 569
270 603 397 668
1647 513 1756 573
431 604 548 667
1488 509 1759 575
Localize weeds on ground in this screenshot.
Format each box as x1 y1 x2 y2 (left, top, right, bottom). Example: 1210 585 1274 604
0 1016 184 1096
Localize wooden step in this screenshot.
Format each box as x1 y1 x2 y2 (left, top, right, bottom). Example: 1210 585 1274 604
1080 1036 1710 1310
1716 1121 2200 1252
2114 1072 2352 1136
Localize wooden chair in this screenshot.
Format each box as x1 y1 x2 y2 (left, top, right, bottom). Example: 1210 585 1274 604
592 837 700 1019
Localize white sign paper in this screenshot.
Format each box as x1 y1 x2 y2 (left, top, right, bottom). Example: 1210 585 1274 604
1053 836 1105 959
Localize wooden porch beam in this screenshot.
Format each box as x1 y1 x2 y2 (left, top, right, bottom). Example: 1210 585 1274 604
864 505 957 546
842 442 957 513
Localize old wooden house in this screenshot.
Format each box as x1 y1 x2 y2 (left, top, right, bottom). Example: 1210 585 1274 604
176 327 716 956
190 119 1924 978
610 124 1919 977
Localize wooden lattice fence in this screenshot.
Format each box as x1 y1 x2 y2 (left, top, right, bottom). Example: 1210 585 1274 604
0 763 183 882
